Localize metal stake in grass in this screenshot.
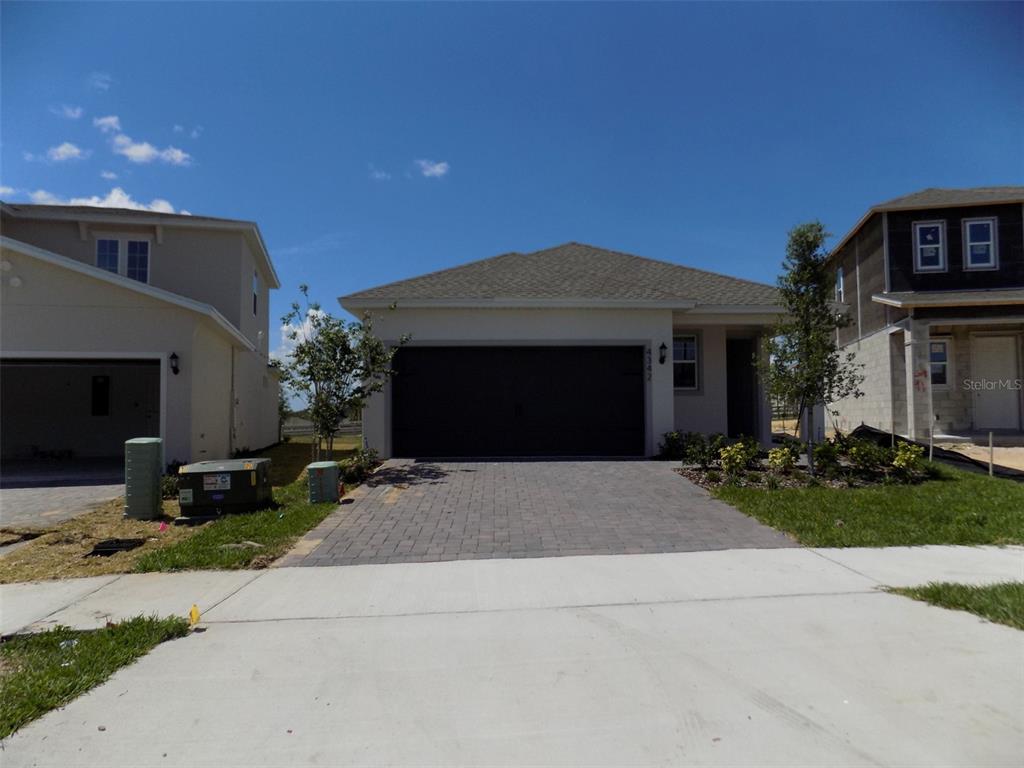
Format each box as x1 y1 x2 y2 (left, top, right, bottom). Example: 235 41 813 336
989 431 994 477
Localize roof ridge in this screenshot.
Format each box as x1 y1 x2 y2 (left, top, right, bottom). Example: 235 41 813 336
551 241 777 292
340 248 523 299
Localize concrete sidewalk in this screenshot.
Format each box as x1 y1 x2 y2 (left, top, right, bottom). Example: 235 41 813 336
1 546 1022 766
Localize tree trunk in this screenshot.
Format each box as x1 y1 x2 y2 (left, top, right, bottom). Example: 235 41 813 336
806 404 816 476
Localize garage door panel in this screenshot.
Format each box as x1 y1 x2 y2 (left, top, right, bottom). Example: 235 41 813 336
392 346 644 457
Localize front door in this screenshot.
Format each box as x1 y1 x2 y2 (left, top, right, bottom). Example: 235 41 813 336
726 338 759 438
972 336 1021 430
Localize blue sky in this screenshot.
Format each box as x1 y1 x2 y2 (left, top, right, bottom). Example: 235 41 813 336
2 2 1022 342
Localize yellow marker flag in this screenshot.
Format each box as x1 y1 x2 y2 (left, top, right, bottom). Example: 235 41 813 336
189 604 201 626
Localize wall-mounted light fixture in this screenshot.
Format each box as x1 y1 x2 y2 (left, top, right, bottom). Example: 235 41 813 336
169 352 180 376
658 342 668 365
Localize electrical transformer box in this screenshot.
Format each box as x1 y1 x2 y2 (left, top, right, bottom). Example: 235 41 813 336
177 458 272 521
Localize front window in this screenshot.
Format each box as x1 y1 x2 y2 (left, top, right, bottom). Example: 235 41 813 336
96 239 119 273
126 240 149 283
673 334 699 390
963 217 997 270
929 340 950 388
913 221 946 272
253 271 259 315
835 266 845 303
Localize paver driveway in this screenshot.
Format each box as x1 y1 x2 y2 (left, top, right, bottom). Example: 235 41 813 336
280 460 795 567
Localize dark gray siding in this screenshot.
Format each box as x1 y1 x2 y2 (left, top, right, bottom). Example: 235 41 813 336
887 203 1024 292
835 213 887 346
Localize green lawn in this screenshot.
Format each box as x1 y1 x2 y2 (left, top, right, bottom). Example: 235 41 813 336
713 465 1024 547
887 582 1024 631
0 616 189 738
135 438 362 572
134 477 338 571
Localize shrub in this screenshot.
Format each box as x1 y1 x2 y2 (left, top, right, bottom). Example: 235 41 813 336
688 433 726 469
704 469 721 484
338 447 380 485
720 441 758 477
765 473 780 491
658 431 686 460
812 440 841 475
892 442 925 479
848 439 892 474
159 474 179 500
767 446 796 474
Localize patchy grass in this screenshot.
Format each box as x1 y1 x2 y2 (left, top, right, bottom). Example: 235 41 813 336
887 582 1024 631
0 616 190 739
0 499 192 584
0 438 362 582
713 464 1024 547
134 479 339 571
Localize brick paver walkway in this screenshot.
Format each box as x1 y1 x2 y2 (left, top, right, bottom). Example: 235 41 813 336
279 460 795 567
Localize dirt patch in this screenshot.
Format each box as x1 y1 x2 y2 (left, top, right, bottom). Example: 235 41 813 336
936 444 1024 472
0 498 200 584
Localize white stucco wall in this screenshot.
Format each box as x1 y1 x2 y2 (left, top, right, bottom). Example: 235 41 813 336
356 306 676 458
0 244 265 464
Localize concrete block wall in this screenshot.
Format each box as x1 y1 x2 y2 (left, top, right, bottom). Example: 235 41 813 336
830 327 896 434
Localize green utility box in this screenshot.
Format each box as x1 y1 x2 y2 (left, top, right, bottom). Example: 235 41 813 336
125 437 162 520
177 458 272 522
307 461 341 503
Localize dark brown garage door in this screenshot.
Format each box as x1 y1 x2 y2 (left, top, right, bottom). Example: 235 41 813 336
391 346 645 457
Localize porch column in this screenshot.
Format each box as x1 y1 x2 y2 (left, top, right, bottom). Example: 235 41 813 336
904 317 932 441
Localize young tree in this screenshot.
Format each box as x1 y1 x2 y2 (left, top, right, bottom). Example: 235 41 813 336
280 285 406 460
759 222 863 474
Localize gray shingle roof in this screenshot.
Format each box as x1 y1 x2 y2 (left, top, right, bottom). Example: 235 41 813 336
874 186 1024 210
342 242 780 307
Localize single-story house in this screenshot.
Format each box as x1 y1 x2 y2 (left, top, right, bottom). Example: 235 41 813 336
340 242 783 458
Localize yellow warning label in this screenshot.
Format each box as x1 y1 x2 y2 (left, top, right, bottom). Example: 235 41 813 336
251 471 257 486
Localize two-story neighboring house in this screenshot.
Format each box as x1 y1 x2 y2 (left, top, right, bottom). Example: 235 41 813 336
0 203 282 469
828 187 1024 441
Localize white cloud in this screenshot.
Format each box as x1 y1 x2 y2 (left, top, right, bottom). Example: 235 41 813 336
369 164 391 181
51 104 83 119
46 142 86 162
272 308 327 363
28 186 180 213
415 159 449 178
112 134 192 165
93 115 121 133
88 72 113 91
190 126 203 139
100 170 118 180
173 124 184 133
0 185 15 196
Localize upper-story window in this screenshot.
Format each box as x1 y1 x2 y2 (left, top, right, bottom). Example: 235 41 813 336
913 221 947 272
673 334 699 390
252 271 259 316
835 266 845 303
96 239 119 273
126 240 150 283
963 217 998 270
96 236 150 283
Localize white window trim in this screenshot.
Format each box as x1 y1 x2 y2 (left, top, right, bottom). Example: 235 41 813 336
929 337 953 391
913 220 947 273
94 232 152 284
672 333 700 391
962 216 998 271
835 266 845 303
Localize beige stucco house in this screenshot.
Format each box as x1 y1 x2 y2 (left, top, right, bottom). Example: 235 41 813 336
341 242 783 459
0 203 281 468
